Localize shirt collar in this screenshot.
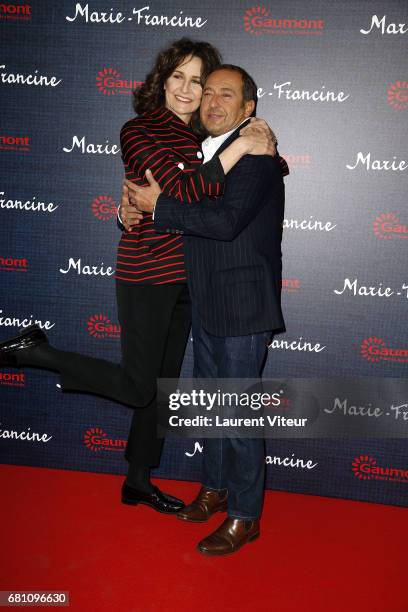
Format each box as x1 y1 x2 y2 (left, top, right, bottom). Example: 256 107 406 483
202 118 250 152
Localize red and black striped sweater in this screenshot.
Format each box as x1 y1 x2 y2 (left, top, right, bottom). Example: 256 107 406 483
116 106 288 285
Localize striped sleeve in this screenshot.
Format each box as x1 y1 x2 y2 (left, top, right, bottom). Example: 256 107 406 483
120 124 225 203
277 153 289 177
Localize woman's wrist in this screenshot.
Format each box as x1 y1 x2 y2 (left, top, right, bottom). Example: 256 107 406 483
218 136 252 175
235 136 251 155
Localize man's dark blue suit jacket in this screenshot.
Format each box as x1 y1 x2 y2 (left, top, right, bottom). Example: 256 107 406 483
154 120 285 338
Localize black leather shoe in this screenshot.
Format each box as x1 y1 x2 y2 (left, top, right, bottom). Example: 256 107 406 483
121 482 185 514
0 324 48 367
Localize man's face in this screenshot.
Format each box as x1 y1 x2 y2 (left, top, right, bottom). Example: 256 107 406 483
200 69 255 136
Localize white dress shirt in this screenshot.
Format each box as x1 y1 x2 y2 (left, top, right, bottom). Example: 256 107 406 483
201 120 247 163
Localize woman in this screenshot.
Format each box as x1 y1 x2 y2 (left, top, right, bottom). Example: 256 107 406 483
0 38 286 514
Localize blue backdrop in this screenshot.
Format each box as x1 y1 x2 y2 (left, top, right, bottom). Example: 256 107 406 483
1 0 407 507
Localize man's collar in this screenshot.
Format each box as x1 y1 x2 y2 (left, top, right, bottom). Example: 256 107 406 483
202 117 252 155
202 118 251 149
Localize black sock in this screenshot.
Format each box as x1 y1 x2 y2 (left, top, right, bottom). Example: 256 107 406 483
126 464 153 493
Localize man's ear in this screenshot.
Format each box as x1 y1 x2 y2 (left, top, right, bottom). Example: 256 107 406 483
244 99 255 118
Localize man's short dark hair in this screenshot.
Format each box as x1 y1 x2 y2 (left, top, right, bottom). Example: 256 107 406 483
214 64 258 116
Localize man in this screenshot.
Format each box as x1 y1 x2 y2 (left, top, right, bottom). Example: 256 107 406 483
122 65 285 556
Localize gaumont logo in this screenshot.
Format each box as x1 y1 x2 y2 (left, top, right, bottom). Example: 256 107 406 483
0 64 61 87
0 134 30 152
281 278 301 292
84 427 126 452
387 81 408 110
66 4 207 28
0 2 31 21
0 256 28 272
96 68 143 96
91 195 117 221
87 314 121 339
243 6 324 36
352 455 408 483
281 154 311 167
0 371 25 387
360 337 408 364
373 213 408 240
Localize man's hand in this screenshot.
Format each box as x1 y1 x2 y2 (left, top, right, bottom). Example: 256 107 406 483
119 183 143 232
125 169 162 214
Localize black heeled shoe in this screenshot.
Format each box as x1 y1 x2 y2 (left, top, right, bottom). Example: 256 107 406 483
0 324 48 366
121 482 185 514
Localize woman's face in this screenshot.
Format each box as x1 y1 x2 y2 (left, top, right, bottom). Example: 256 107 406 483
164 55 203 123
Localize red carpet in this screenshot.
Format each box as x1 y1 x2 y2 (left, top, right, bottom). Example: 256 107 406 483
1 464 406 612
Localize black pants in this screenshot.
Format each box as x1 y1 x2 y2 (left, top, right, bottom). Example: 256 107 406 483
38 283 191 467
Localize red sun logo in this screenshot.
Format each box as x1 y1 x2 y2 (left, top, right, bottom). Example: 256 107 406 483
360 337 386 362
96 68 143 96
243 6 270 35
352 455 376 480
87 314 121 339
96 68 121 95
84 427 105 452
387 81 408 110
91 195 117 221
373 212 408 240
373 212 399 239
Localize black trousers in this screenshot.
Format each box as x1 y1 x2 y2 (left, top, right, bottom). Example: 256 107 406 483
53 283 191 467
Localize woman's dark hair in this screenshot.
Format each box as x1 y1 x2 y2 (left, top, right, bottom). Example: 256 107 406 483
133 38 222 134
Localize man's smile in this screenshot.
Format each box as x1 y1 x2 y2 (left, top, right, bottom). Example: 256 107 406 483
207 111 225 119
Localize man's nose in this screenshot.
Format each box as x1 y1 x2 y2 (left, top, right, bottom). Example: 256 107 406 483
209 101 222 112
209 94 222 107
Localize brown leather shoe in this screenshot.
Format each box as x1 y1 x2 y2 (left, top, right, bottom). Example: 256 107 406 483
177 487 228 522
197 517 260 556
